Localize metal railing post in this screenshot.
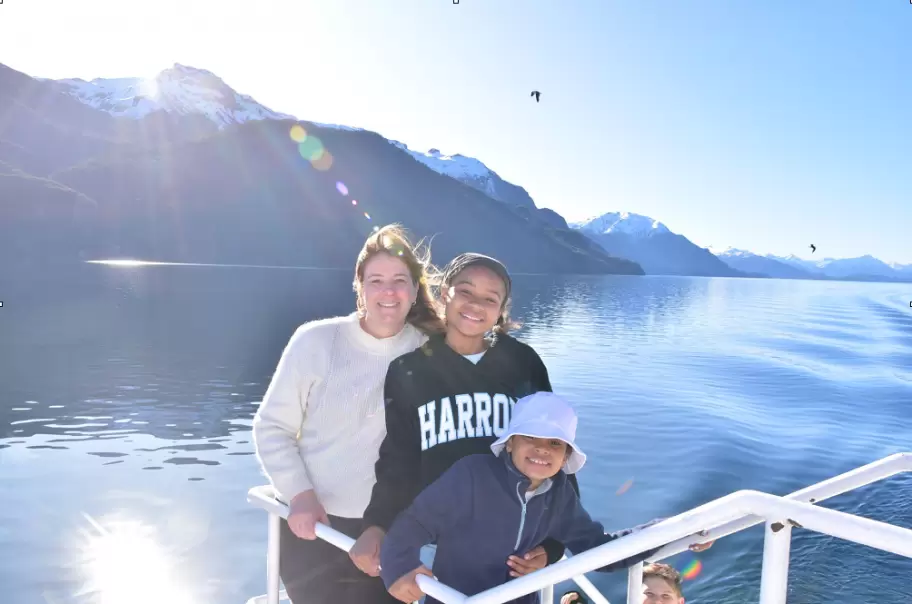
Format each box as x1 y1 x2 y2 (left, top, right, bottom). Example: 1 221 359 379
758 520 792 604
572 574 611 604
244 452 912 604
540 584 554 603
626 562 643 604
267 512 282 604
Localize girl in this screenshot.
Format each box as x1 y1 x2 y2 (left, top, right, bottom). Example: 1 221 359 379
252 224 444 604
350 252 578 579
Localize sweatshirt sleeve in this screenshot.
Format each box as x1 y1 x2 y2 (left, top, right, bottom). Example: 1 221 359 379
553 492 663 573
379 459 473 588
362 363 423 532
530 348 553 393
252 324 318 503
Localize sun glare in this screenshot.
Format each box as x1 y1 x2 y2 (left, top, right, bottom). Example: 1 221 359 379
137 76 161 101
86 259 163 267
73 514 194 604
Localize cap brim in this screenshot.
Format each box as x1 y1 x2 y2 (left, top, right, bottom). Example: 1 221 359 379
444 254 512 294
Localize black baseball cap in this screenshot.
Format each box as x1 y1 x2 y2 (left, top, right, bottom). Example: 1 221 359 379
441 253 512 300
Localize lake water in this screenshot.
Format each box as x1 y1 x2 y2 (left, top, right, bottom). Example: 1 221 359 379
1 263 911 604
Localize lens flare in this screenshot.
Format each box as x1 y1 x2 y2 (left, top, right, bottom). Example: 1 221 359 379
289 124 307 142
681 558 703 580
364 212 371 220
298 136 324 161
352 199 358 205
616 478 634 495
311 151 333 171
336 182 349 196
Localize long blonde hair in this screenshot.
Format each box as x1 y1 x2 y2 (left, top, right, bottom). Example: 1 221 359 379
353 224 446 335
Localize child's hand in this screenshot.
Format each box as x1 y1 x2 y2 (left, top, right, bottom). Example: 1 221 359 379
388 564 434 603
507 545 548 577
689 539 715 552
560 591 589 604
688 529 715 552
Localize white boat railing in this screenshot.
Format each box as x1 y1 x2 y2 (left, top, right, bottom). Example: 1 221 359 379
245 452 912 604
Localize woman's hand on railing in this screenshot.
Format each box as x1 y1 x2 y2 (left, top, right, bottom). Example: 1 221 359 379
287 489 330 540
388 564 434 603
350 526 386 576
506 545 548 577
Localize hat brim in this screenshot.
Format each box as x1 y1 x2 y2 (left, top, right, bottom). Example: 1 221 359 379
490 419 587 474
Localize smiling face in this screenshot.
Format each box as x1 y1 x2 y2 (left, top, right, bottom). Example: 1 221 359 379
442 265 507 344
358 252 418 337
506 435 570 488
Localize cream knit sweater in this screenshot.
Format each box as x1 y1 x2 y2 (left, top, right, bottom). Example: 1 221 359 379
252 312 427 518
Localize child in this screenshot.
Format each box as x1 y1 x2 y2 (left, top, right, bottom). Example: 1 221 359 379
351 253 578 577
561 554 701 603
642 562 685 604
378 391 662 604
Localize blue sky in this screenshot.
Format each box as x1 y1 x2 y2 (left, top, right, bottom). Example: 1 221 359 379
1 0 910 263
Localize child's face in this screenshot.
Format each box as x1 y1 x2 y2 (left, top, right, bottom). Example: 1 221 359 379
442 266 506 339
507 435 569 485
642 577 684 604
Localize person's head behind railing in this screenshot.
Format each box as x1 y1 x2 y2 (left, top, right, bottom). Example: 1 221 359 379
642 562 685 603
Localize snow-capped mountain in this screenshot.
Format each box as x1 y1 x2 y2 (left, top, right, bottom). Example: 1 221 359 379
49 64 294 128
2 60 645 276
714 248 816 279
389 141 536 209
571 212 742 277
6 59 907 282
714 249 912 282
44 62 539 211
570 212 671 237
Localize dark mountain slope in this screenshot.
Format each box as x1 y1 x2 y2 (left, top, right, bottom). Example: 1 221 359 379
50 120 644 274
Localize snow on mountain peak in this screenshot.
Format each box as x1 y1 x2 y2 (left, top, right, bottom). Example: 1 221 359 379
388 140 536 208
713 247 756 258
391 141 491 180
51 63 295 128
572 212 671 238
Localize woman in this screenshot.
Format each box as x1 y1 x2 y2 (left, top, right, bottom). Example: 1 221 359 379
252 224 444 604
350 252 577 584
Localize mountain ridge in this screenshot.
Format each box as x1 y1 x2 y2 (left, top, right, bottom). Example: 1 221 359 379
2 61 906 282
714 247 912 283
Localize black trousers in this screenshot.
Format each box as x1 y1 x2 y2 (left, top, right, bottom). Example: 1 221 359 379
279 514 400 604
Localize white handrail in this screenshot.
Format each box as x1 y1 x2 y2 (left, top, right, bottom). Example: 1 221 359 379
649 451 912 562
246 451 912 604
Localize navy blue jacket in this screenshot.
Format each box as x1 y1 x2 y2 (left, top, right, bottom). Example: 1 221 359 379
379 452 662 604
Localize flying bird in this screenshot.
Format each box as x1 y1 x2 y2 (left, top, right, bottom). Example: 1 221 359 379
531 90 541 102
809 244 816 253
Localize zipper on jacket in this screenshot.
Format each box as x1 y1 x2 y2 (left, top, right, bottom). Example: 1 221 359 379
513 482 528 550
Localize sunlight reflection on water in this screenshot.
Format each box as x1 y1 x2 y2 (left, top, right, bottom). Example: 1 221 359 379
72 514 196 604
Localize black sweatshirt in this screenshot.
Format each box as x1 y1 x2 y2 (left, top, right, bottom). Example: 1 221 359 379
363 332 579 564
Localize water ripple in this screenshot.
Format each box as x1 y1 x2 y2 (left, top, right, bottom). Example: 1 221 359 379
2 268 910 604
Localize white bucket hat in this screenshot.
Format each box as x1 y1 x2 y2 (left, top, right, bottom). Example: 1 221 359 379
490 391 587 474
